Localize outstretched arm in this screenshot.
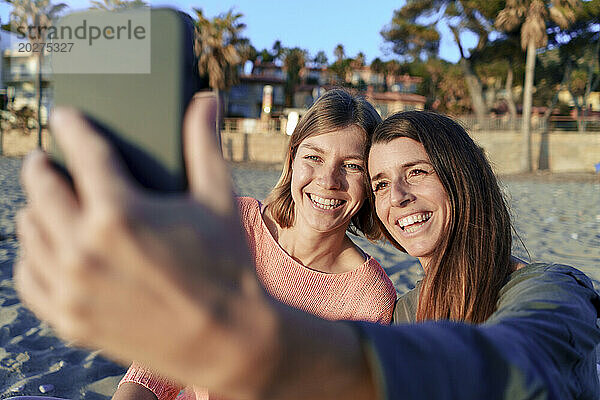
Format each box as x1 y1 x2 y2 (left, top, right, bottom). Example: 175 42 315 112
15 96 376 400
15 96 600 400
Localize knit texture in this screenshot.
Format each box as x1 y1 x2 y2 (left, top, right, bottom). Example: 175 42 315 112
120 197 397 400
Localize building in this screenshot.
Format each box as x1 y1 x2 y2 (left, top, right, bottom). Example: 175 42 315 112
366 87 426 117
226 61 285 118
558 89 600 112
226 62 426 120
2 41 52 124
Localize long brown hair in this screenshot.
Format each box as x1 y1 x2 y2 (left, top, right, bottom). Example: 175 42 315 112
366 111 513 323
265 88 382 237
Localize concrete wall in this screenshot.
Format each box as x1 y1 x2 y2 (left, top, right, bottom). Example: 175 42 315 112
220 130 600 174
0 129 51 157
2 128 598 175
470 131 600 174
221 131 290 164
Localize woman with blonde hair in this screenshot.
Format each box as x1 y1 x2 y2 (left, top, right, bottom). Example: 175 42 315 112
113 89 397 400
16 98 599 400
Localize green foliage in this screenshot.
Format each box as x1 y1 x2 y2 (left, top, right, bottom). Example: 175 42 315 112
334 43 345 62
381 9 439 61
283 47 307 107
89 0 147 10
313 51 328 66
194 8 248 91
436 63 473 114
7 0 68 40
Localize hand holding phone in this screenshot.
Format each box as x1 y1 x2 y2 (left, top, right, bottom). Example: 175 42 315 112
50 8 206 192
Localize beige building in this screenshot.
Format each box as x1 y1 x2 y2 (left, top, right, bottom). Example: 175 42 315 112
366 87 426 118
558 89 600 111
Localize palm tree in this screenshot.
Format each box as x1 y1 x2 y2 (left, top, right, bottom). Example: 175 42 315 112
334 44 345 64
495 0 581 172
8 0 68 147
89 0 147 10
352 52 366 69
370 57 386 90
283 47 306 107
330 44 350 84
313 50 328 67
194 8 246 132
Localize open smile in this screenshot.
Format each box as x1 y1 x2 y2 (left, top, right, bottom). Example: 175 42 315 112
395 212 433 234
308 193 346 210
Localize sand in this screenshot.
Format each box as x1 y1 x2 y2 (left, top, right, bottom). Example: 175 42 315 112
1 157 599 399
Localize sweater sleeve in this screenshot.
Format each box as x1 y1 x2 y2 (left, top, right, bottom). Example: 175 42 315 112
119 361 184 400
353 264 600 400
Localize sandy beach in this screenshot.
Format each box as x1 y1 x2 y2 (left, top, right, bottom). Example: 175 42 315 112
1 157 599 399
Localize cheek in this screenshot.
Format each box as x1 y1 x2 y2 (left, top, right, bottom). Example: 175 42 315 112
374 195 388 222
434 189 452 229
349 175 366 201
290 162 311 192
442 197 452 229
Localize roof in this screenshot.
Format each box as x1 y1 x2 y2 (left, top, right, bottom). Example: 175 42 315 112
367 91 426 103
239 75 286 85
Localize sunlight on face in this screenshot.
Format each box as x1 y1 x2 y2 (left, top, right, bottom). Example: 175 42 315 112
368 137 451 268
290 126 367 235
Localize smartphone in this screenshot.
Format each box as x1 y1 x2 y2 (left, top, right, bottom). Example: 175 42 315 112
50 8 206 192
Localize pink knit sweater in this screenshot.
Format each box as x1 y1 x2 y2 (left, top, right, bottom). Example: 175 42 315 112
119 197 397 400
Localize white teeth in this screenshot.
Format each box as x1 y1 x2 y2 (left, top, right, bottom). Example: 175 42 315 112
397 212 432 229
309 194 343 210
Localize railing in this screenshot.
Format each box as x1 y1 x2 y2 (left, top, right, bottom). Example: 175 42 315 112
455 115 600 132
222 118 283 134
455 116 547 132
221 115 600 136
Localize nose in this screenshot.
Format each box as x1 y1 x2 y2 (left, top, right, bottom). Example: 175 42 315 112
316 164 342 190
390 180 415 207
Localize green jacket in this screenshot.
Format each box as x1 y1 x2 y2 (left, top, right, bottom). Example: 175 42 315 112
354 263 600 400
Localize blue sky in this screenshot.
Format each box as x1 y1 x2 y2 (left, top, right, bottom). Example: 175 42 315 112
0 0 477 64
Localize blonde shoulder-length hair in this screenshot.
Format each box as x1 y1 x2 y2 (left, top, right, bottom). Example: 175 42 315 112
264 88 382 237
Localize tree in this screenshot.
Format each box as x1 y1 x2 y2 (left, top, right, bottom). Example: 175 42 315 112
313 50 328 67
370 57 387 90
551 1 600 132
384 59 402 89
472 35 525 125
334 43 345 63
406 58 458 110
7 0 68 147
382 0 504 124
351 51 366 69
330 44 351 84
437 63 472 115
271 40 283 61
283 47 307 107
496 0 581 172
89 0 147 10
194 8 247 131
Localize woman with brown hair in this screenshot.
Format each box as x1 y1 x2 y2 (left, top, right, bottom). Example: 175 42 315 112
113 89 397 400
16 97 599 400
365 110 598 398
367 110 515 324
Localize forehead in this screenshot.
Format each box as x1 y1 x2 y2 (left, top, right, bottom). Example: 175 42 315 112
368 137 429 173
299 125 367 153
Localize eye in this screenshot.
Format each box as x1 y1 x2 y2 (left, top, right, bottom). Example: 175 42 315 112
406 167 430 183
408 168 427 177
344 163 364 172
372 181 389 193
304 155 321 162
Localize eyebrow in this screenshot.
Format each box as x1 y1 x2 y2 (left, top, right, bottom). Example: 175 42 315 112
299 143 364 161
369 160 432 182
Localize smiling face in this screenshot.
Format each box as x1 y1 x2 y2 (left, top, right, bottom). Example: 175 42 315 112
290 125 367 235
368 137 451 268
